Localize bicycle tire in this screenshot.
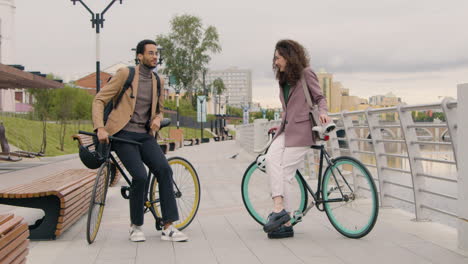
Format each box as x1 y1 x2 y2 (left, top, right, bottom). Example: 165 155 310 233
149 157 200 231
322 156 379 238
241 161 308 226
86 162 111 244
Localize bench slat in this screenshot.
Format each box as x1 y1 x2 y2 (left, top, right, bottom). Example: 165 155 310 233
56 205 89 235
57 203 89 229
0 217 22 237
0 223 28 252
61 181 94 208
0 215 13 226
9 248 28 264
0 239 28 264
60 191 92 216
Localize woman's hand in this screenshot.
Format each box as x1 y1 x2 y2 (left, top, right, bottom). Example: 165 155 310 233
319 114 331 124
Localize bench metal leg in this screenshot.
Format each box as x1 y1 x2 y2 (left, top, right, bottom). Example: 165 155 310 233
0 196 61 240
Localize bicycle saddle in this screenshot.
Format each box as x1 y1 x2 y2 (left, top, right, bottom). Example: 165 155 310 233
312 123 337 140
160 118 171 129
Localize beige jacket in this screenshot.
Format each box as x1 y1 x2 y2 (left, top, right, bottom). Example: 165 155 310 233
92 65 164 136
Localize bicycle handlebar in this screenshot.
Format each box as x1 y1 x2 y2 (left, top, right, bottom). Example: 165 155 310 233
254 122 337 153
78 130 142 146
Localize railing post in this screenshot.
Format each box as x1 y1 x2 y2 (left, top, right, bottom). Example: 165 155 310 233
441 97 458 165
340 112 364 197
328 117 340 158
457 83 468 250
397 104 429 221
365 108 390 207
253 119 268 152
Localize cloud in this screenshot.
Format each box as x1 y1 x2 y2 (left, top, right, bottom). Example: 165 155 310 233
10 0 468 106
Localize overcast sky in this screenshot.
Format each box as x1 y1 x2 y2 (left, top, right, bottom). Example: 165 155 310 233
12 0 468 107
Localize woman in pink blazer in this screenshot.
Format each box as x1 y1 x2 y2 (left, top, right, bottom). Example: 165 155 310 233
264 39 331 239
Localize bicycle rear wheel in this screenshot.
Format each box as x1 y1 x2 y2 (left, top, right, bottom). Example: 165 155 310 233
241 162 308 226
150 157 200 231
86 162 111 244
322 156 379 238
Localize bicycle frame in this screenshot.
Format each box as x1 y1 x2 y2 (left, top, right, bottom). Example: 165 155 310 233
294 144 354 215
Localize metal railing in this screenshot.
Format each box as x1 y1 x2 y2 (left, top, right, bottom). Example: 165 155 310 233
236 98 459 226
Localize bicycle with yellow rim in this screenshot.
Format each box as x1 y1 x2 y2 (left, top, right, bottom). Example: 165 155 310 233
79 118 201 244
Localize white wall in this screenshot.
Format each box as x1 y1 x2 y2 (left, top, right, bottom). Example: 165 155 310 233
0 0 15 64
457 83 468 250
0 0 16 112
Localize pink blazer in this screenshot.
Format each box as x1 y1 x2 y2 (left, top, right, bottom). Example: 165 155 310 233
274 67 328 147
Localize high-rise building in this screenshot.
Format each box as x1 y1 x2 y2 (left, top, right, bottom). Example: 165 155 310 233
205 67 252 108
369 92 401 107
317 69 332 110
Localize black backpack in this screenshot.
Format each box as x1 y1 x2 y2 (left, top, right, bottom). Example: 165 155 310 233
103 66 161 124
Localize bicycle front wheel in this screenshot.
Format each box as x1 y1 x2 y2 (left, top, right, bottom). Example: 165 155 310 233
150 157 200 231
241 162 308 226
322 156 379 238
86 162 111 244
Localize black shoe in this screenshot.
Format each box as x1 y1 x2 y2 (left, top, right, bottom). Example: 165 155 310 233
268 225 294 239
263 209 291 233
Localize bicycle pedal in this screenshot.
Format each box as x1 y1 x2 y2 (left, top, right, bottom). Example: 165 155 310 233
120 186 130 200
293 211 304 223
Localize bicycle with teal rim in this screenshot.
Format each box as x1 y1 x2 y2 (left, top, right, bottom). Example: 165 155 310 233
241 123 379 238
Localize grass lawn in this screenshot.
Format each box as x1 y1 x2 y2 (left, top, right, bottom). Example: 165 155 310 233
0 116 214 157
1 116 94 156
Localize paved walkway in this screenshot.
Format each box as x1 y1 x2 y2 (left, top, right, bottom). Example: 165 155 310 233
1 140 467 264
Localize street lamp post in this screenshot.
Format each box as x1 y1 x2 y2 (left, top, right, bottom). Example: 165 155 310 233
71 0 123 93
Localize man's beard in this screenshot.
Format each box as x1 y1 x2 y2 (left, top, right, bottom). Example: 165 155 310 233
142 60 156 69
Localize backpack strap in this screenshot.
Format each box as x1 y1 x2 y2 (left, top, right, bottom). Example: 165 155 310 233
114 66 135 109
153 72 161 112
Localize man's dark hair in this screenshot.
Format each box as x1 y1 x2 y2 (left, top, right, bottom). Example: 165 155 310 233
136 39 157 56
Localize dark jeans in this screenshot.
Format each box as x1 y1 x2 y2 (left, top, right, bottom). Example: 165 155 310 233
112 130 179 226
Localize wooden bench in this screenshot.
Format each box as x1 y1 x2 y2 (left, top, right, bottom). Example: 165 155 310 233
158 142 169 154
0 214 29 264
72 134 122 187
0 169 96 240
184 138 195 146
158 139 176 153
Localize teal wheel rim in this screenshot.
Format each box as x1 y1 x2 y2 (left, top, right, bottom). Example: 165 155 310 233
242 163 306 225
323 159 378 236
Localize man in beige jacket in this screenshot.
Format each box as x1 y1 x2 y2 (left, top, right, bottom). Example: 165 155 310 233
92 39 187 242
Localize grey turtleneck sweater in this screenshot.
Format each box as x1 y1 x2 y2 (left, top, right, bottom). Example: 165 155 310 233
122 64 154 133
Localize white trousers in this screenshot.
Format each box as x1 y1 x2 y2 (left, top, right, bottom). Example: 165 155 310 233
265 133 310 212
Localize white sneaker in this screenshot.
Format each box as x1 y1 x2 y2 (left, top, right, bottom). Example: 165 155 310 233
129 224 146 242
161 225 188 242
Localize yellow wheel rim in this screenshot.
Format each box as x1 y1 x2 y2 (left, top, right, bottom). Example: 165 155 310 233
150 158 200 230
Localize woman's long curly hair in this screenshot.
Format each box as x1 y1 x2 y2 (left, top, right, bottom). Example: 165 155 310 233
273 39 310 87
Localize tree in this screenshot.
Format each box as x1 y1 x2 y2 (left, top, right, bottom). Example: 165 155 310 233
227 105 242 117
28 88 55 153
212 78 225 95
73 89 93 128
156 14 221 104
52 86 78 151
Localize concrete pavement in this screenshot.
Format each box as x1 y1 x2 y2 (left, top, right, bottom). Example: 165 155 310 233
0 140 467 263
